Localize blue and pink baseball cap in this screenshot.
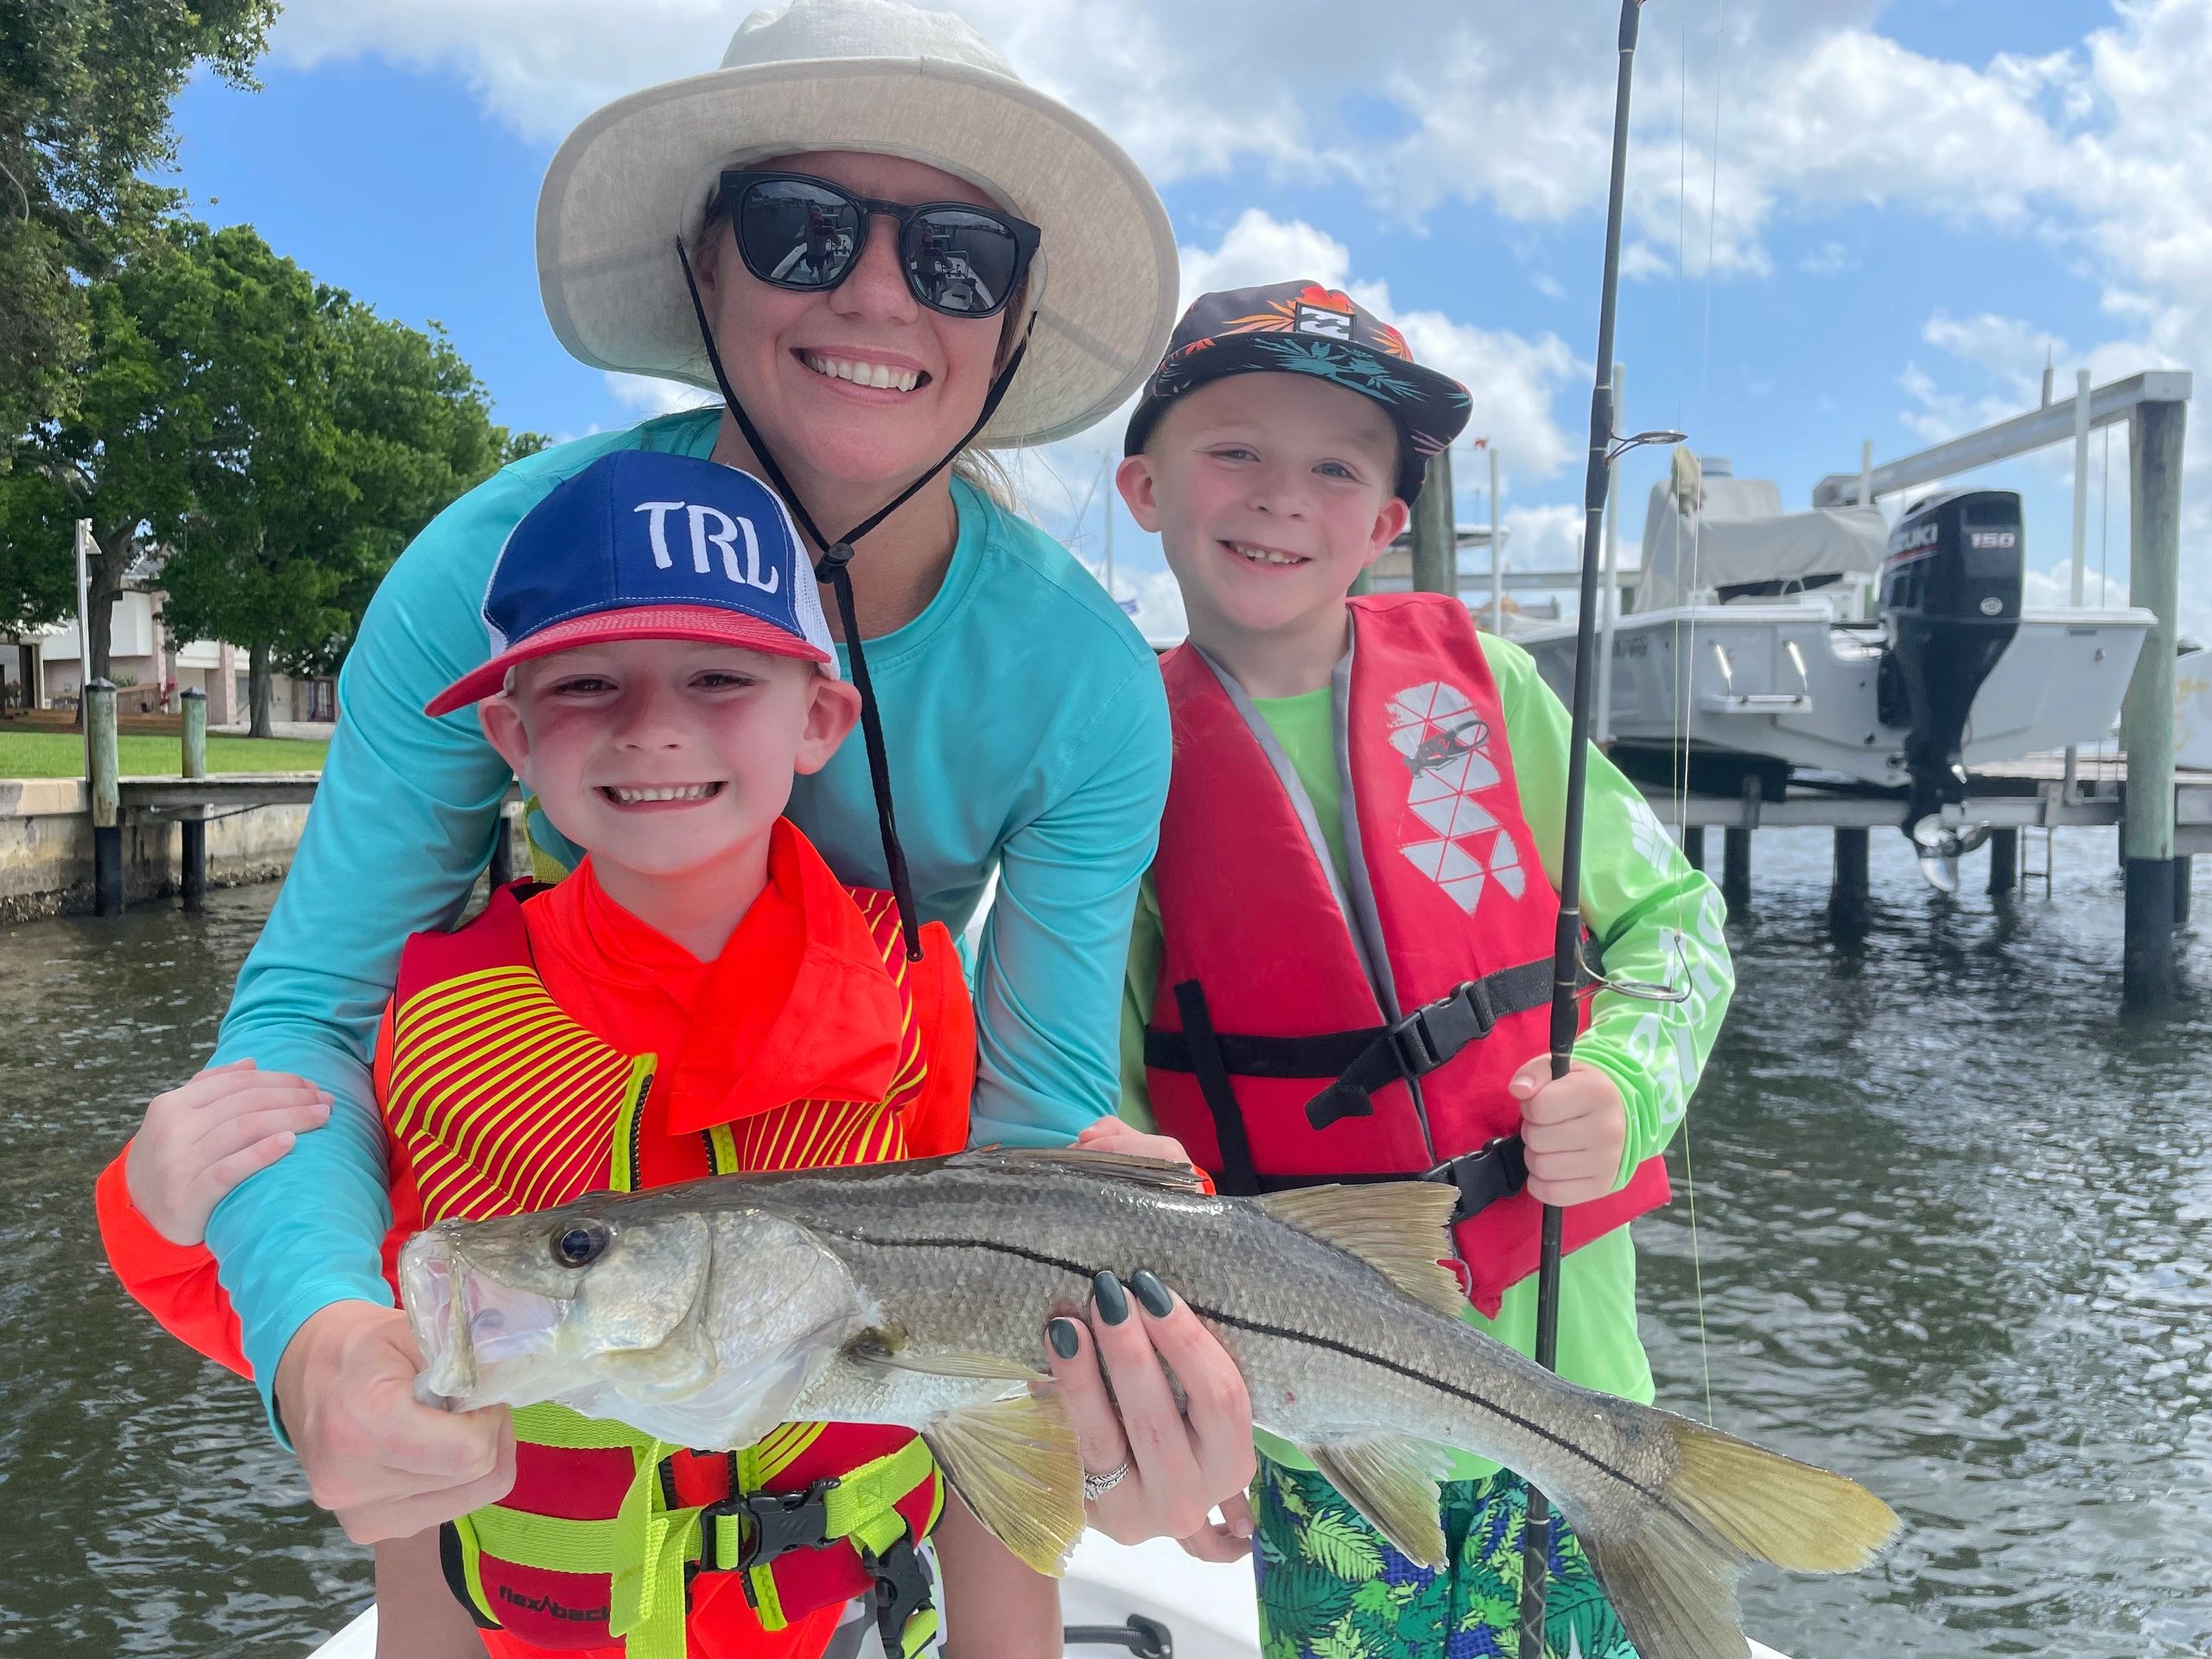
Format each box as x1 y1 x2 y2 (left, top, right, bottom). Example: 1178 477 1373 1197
426 451 837 717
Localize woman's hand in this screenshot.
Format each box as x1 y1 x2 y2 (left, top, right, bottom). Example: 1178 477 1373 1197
124 1059 332 1245
1043 1269 1256 1561
1057 1118 1249 1556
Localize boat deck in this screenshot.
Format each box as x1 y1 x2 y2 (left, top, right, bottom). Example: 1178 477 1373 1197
302 1536 1796 1659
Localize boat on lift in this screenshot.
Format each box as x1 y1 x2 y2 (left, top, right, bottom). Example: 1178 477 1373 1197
1518 454 2155 886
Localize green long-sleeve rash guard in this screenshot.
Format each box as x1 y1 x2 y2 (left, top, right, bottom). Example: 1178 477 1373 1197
1118 629 1736 1481
202 410 1172 1433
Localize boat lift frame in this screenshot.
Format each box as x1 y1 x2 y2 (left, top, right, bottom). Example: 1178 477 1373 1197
1808 369 2192 1007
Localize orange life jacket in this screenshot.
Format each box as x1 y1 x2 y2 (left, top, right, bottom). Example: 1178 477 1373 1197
384 868 973 1659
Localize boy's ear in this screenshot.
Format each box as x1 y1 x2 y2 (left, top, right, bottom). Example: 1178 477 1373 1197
1361 495 1413 567
1116 454 1164 534
794 676 862 776
479 696 531 787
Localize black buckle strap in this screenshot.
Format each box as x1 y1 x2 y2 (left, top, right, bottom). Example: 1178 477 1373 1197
867 1535 937 1656
700 1478 841 1574
1423 1135 1529 1225
1389 978 1503 1076
1308 975 1505 1131
1171 980 1262 1198
1304 956 1567 1132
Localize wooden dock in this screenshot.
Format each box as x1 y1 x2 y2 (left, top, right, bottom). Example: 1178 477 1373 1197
1642 752 2212 854
118 772 321 811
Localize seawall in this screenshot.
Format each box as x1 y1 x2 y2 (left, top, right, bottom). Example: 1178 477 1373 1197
0 779 311 919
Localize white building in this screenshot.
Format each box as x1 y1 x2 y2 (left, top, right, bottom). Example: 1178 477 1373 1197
5 589 335 725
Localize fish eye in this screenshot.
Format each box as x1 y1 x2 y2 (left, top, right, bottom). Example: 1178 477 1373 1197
551 1219 612 1268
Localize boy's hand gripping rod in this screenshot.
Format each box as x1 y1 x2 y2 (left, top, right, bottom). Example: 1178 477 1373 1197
1518 6 1687 1657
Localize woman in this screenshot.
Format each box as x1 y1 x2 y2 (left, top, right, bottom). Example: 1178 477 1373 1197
183 0 1255 1612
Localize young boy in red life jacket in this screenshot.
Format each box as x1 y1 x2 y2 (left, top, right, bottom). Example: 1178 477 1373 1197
94 452 1052 1659
1097 283 1738 1659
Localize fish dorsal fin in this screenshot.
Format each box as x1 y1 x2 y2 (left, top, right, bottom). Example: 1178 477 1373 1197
924 1389 1084 1577
1256 1183 1467 1318
946 1144 1211 1196
1301 1438 1451 1569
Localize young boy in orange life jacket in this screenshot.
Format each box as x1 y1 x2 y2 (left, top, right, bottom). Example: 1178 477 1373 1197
1096 284 1737 1657
93 452 1052 1659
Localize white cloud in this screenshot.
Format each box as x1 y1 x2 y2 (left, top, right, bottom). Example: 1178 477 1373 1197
1497 503 1586 573
1074 557 1186 645
997 208 1582 559
605 372 719 417
1177 208 1580 480
261 0 2212 626
1799 240 1857 276
2023 557 2129 613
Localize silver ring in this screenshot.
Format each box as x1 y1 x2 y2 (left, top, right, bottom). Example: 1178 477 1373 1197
1082 1461 1130 1502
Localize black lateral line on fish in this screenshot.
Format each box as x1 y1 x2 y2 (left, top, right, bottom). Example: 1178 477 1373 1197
810 1225 1673 1507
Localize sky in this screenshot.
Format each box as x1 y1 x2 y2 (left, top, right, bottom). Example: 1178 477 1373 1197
164 0 2209 642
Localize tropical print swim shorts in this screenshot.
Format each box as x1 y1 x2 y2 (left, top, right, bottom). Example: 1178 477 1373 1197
1251 1455 1640 1659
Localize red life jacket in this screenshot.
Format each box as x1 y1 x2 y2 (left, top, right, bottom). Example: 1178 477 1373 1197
383 869 973 1659
1142 593 1669 1317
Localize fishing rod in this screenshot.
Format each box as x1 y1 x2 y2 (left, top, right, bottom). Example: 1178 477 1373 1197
1518 4 1685 1656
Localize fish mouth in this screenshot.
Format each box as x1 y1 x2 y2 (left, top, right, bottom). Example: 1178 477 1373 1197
401 1235 565 1408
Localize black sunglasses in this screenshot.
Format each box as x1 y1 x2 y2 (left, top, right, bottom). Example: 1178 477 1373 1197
717 169 1040 321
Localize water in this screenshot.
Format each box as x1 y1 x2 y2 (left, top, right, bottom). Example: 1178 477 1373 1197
4 836 2209 1657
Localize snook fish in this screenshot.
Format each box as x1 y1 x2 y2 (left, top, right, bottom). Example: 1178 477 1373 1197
400 1148 1898 1659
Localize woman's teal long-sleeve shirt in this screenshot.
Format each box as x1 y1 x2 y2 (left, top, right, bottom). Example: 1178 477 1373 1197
202 410 1170 1423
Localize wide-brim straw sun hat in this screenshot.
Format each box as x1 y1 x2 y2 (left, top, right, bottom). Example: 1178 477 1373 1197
537 0 1179 450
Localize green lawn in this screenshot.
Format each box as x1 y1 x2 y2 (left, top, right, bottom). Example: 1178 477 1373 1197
0 732 328 779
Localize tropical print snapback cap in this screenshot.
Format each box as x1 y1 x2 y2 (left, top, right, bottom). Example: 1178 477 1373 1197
1122 281 1472 501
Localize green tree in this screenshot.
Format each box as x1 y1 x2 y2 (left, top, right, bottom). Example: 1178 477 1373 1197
0 467 80 632
156 244 528 735
3 219 222 687
0 0 277 444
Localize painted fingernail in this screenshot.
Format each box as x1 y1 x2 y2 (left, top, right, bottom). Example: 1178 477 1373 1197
1092 1270 1129 1325
1130 1269 1173 1318
1047 1318 1081 1359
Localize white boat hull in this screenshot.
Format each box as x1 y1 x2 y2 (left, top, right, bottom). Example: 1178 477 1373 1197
302 1535 1795 1659
1520 601 2156 785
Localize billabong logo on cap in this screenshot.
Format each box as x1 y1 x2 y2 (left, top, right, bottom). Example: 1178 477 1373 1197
1293 304 1353 341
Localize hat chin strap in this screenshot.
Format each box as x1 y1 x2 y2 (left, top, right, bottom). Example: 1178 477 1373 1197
676 238 1034 963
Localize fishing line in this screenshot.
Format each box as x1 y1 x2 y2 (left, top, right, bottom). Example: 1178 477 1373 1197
1676 0 1729 1435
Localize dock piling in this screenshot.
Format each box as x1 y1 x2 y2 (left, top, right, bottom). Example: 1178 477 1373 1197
86 680 121 915
2177 857 2194 927
1828 828 1870 938
1988 827 2018 899
1410 446 1458 596
180 689 207 908
1681 825 1706 872
2120 396 2187 1009
1721 777 1758 912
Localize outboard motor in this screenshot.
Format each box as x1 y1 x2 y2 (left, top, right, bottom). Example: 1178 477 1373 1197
1875 489 2024 890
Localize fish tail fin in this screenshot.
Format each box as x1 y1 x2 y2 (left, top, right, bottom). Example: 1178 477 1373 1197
1570 1415 1899 1659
